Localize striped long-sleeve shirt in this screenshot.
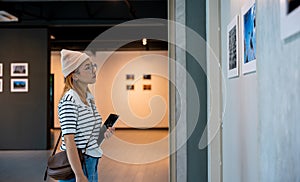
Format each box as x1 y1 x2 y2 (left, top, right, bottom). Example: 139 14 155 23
58 89 103 157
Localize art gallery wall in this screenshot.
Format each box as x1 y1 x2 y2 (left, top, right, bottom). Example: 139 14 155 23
221 0 300 181
51 51 169 129
0 28 49 149
94 51 169 128
221 1 258 182
257 0 300 181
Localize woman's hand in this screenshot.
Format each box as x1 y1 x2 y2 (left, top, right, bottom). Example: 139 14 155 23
76 174 88 182
104 127 115 139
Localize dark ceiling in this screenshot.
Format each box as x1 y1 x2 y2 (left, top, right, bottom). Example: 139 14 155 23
0 0 168 51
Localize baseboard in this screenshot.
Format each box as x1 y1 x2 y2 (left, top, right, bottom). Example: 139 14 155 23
115 127 169 130
52 127 169 130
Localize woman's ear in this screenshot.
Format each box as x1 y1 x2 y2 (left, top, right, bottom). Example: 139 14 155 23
72 73 79 81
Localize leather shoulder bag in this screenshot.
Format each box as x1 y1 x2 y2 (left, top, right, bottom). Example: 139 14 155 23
44 131 84 180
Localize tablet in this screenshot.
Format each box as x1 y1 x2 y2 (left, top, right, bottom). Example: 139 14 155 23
97 114 119 145
104 114 119 128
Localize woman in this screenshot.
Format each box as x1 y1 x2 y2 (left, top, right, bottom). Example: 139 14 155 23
58 49 114 182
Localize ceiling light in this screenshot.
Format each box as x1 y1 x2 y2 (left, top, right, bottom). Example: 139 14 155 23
50 35 56 40
142 38 147 46
0 11 18 22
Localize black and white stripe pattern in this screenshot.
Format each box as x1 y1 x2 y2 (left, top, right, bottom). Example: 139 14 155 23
58 89 102 151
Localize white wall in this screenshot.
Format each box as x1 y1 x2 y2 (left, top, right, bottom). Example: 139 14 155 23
257 1 300 181
51 51 169 129
221 0 258 181
94 51 169 128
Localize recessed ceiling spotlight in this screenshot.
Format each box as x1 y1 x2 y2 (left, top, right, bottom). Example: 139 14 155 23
50 35 56 40
142 38 147 46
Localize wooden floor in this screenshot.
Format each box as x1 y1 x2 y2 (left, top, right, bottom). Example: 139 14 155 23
99 129 169 182
0 129 169 182
99 153 169 182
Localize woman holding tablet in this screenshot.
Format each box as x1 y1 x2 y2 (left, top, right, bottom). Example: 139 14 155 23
58 49 115 182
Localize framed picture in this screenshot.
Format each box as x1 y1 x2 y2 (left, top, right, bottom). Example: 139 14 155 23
0 79 2 92
0 63 3 77
241 0 256 74
280 0 300 39
227 15 239 78
126 74 134 80
11 63 28 77
126 84 134 90
143 84 151 90
11 79 28 92
143 74 151 80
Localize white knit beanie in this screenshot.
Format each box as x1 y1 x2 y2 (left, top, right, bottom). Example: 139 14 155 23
60 49 90 78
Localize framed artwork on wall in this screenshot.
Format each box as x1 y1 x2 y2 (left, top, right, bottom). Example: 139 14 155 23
241 0 256 74
143 84 151 90
11 79 28 92
0 79 2 92
126 74 134 80
280 0 300 39
11 63 28 77
143 74 151 80
0 63 3 77
126 84 134 90
227 15 239 78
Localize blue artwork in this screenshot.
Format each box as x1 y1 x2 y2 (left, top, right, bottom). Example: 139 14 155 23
243 3 256 64
13 81 26 88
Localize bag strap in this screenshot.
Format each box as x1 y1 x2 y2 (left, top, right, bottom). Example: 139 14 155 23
53 101 96 154
85 100 97 149
80 100 97 179
52 131 62 156
43 130 62 181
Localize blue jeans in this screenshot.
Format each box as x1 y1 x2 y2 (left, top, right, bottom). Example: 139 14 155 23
58 155 99 182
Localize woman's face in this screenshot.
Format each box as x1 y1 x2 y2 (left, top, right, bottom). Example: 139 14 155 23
74 59 97 84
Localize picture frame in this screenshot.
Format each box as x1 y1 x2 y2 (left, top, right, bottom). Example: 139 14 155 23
0 63 3 77
241 0 256 74
11 63 28 77
143 84 151 90
126 84 134 90
0 79 2 92
227 15 239 78
143 74 151 80
126 74 134 80
280 0 300 39
11 79 28 92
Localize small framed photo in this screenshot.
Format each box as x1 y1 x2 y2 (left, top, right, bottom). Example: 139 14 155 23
143 74 151 80
241 0 256 74
11 63 28 77
126 74 134 80
126 84 134 90
227 15 239 78
11 79 28 92
0 79 2 92
280 0 300 39
0 63 3 77
143 84 151 90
